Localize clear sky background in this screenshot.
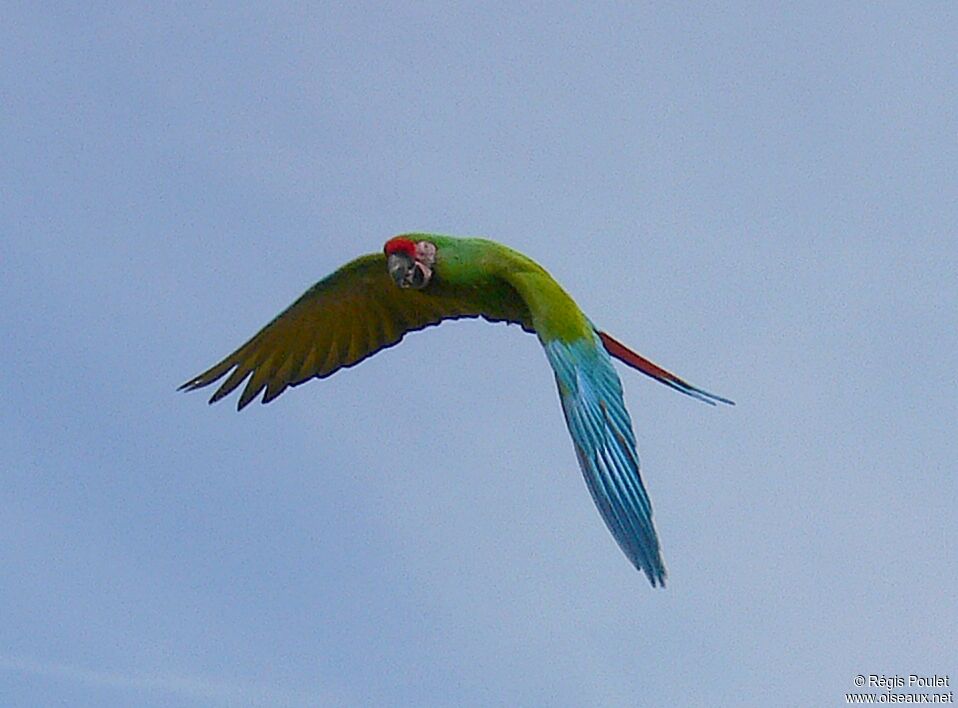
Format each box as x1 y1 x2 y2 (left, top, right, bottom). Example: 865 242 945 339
2 4 956 707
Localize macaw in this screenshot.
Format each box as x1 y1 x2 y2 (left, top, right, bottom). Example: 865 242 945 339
181 234 732 586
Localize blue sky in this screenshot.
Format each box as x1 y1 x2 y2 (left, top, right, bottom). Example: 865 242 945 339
2 3 956 706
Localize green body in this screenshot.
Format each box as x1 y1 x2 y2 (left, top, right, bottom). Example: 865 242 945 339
423 235 594 343
181 232 732 586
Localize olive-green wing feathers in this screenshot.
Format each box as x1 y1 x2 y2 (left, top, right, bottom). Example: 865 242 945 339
180 253 533 409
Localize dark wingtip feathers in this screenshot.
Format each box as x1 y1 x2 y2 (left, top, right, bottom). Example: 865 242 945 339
650 565 668 588
178 362 261 411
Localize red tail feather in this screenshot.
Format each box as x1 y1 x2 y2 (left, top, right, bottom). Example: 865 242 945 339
598 331 734 406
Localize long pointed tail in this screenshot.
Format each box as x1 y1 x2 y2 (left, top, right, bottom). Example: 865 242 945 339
598 332 735 406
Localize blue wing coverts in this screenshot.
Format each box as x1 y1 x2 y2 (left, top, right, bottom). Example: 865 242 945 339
544 334 667 586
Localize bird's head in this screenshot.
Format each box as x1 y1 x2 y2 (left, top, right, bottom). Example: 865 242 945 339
384 236 437 290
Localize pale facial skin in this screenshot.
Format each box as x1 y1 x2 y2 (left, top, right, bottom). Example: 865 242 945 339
386 240 437 289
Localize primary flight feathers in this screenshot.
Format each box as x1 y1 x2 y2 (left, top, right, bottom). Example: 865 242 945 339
181 234 732 586
180 252 533 410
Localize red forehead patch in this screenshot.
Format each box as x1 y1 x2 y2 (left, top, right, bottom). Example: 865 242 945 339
384 236 416 257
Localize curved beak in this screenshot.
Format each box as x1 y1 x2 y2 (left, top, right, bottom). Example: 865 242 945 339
387 252 413 287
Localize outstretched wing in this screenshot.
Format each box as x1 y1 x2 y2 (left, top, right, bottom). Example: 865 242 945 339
181 253 533 409
544 334 667 587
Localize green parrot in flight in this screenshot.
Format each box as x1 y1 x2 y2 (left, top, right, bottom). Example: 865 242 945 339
181 234 732 586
